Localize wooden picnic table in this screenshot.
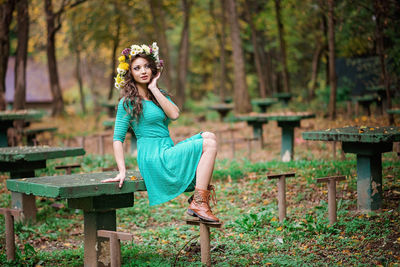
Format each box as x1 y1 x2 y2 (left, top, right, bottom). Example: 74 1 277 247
208 103 234 122
0 110 43 147
7 170 145 267
302 126 400 211
103 119 137 155
21 127 58 146
236 112 315 161
351 95 378 116
387 108 400 115
0 146 85 220
272 92 293 106
251 98 278 113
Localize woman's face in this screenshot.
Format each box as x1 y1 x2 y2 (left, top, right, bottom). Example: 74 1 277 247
131 57 152 85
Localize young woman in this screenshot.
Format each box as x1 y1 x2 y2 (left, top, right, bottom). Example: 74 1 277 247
101 43 219 222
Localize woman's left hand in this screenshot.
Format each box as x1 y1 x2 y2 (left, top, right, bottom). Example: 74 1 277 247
148 72 161 91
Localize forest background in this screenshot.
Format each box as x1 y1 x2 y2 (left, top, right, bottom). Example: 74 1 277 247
1 0 399 118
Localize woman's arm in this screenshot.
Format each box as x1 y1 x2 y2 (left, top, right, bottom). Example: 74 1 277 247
149 72 180 120
101 141 126 187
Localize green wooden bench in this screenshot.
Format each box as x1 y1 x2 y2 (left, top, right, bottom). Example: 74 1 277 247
302 126 400 211
351 94 378 116
0 146 85 220
208 103 234 122
251 98 278 113
6 170 146 266
21 127 58 146
0 110 43 147
272 92 293 107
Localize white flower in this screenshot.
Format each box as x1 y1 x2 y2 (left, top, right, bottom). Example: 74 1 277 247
142 44 151 55
152 42 159 53
117 68 127 75
130 45 143 56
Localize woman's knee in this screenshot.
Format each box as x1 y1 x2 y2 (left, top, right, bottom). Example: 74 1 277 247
203 138 217 152
201 131 217 142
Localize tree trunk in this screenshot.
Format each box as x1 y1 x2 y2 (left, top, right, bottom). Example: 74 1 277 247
108 1 121 100
226 0 251 114
373 0 394 124
75 48 86 113
244 0 267 98
149 0 173 92
327 0 337 119
0 0 15 110
274 0 290 93
45 0 64 115
309 41 323 100
14 0 29 111
176 0 191 109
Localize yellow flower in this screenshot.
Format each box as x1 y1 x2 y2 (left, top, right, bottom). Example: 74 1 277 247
115 73 125 83
118 62 129 71
118 55 126 62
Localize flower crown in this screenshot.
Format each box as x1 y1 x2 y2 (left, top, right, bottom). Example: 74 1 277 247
114 42 164 90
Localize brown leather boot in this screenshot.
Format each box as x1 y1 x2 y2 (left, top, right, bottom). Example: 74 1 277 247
187 184 215 204
187 186 219 222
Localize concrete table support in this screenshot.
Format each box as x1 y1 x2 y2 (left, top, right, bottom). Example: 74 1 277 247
247 121 265 148
302 126 400 211
277 121 300 162
208 103 234 122
186 218 222 267
316 176 346 224
267 172 296 222
0 208 21 261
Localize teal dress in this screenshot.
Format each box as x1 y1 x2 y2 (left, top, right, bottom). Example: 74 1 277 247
113 97 203 206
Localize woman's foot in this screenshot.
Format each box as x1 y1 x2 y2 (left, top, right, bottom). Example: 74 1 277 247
187 187 219 222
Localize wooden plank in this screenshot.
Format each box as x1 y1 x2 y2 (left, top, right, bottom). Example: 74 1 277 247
316 176 346 183
0 110 43 121
185 218 223 228
267 172 296 179
302 126 400 143
97 230 133 241
7 171 146 198
22 127 58 135
0 146 85 162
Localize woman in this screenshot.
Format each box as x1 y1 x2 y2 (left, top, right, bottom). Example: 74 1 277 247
101 43 219 222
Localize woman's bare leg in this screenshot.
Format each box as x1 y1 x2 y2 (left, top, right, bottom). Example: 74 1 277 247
196 132 217 189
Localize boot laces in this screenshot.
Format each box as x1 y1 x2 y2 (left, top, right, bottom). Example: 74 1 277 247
208 185 217 206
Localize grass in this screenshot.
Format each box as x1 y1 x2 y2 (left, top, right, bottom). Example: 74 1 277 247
1 153 399 266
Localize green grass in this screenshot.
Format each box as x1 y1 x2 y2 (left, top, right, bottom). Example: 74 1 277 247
0 154 399 266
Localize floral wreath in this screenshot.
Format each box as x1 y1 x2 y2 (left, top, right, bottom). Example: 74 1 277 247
114 42 164 90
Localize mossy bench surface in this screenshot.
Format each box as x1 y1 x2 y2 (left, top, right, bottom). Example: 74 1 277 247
351 95 377 102
0 110 43 121
302 126 400 143
387 109 400 115
236 112 315 122
0 146 85 162
6 170 146 198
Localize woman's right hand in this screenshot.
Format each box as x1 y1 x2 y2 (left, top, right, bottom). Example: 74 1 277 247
101 172 126 188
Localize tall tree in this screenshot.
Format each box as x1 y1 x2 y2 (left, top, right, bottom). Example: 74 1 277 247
44 0 85 115
226 0 252 113
13 0 29 110
373 0 394 124
107 0 121 101
175 0 192 109
149 0 173 92
0 0 15 110
274 0 290 93
327 0 337 119
209 0 228 102
244 0 269 98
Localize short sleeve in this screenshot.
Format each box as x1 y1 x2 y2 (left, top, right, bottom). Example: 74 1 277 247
113 98 132 143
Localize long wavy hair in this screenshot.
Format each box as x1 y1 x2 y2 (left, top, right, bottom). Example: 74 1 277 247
120 54 170 121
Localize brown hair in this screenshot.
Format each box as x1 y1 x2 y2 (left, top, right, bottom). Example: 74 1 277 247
120 54 170 121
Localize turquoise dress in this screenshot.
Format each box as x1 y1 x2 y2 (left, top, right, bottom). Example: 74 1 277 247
113 97 203 206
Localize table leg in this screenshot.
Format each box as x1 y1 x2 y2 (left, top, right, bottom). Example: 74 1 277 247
10 169 39 221
0 131 8 147
84 210 116 267
260 106 267 113
278 121 300 162
249 122 264 148
356 154 383 210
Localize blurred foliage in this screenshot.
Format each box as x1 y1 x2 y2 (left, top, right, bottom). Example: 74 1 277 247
5 0 400 110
